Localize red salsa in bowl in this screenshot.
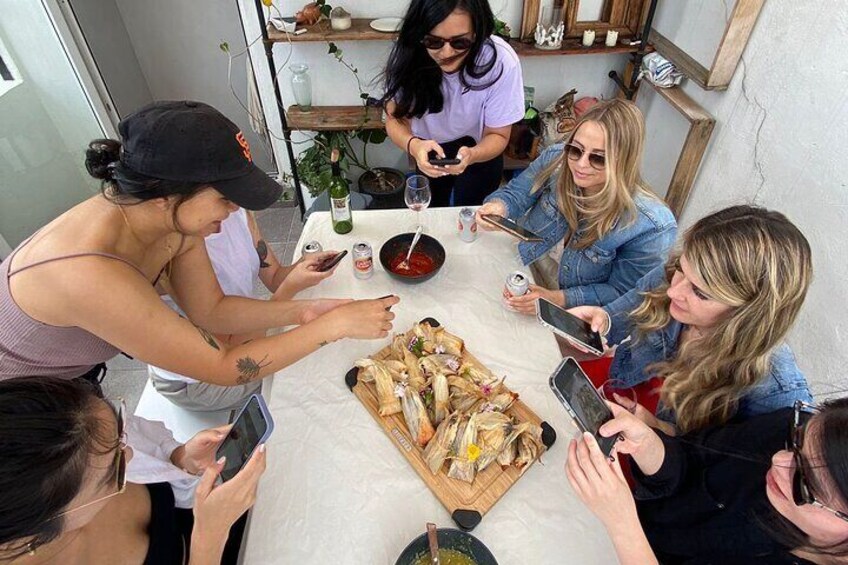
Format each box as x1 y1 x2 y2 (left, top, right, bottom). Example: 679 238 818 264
379 233 445 284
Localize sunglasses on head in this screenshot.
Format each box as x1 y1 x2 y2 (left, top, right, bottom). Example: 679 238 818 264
54 399 128 520
421 35 474 51
565 142 606 170
790 400 848 523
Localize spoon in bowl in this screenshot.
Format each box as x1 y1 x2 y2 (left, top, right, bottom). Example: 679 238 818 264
426 522 440 565
397 226 423 271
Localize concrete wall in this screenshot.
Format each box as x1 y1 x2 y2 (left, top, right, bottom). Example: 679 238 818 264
114 0 275 172
256 0 631 208
641 1 848 395
69 0 153 117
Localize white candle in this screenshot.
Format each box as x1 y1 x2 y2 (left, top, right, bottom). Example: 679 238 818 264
606 30 619 47
582 29 596 47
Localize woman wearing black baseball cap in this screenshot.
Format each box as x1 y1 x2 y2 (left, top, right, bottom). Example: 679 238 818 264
0 101 399 386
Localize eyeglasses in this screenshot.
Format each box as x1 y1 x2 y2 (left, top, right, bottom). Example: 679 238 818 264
565 143 606 170
421 35 474 51
790 400 848 522
54 399 128 520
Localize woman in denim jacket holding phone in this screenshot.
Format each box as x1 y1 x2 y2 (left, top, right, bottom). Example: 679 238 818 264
571 206 813 435
477 99 677 312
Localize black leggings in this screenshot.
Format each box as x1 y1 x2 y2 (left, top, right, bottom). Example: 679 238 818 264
419 136 504 207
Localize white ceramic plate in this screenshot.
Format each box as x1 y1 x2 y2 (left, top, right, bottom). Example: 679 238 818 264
369 17 403 33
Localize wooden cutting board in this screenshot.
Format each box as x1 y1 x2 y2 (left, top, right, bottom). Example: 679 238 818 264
345 318 556 531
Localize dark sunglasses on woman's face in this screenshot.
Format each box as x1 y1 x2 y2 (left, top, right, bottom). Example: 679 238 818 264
565 142 606 170
421 35 474 51
790 400 848 522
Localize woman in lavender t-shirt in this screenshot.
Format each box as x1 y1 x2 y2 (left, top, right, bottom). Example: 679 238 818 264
382 0 525 207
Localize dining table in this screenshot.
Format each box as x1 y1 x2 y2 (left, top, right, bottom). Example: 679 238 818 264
239 207 619 564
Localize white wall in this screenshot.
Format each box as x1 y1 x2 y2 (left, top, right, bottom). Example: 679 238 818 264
114 0 275 173
69 0 153 117
254 0 630 208
644 1 848 395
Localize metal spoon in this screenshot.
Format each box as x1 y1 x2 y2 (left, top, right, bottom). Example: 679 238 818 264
398 226 423 270
426 522 440 565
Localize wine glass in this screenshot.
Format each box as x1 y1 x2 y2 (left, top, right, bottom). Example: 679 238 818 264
405 175 431 232
598 379 638 414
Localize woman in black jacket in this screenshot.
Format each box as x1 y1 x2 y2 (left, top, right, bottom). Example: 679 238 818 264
566 398 848 564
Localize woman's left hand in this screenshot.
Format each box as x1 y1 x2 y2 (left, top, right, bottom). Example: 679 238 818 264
298 298 353 325
441 146 475 176
507 284 564 315
566 431 639 532
272 251 338 300
172 425 232 475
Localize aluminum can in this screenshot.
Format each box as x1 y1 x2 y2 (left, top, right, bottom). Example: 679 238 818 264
352 241 374 279
502 270 530 309
301 240 323 257
458 207 477 243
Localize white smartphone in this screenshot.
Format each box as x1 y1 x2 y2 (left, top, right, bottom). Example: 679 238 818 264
536 297 604 356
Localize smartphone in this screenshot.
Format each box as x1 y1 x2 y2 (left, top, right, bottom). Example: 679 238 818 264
427 149 460 167
317 250 348 272
536 298 604 356
216 394 275 482
480 214 543 242
548 357 617 457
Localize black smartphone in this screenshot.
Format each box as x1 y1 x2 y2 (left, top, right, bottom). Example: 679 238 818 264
316 250 348 272
480 213 544 242
427 149 460 167
216 394 275 482
549 357 617 457
536 298 604 356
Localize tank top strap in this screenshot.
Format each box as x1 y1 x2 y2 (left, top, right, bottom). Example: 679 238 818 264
8 251 149 280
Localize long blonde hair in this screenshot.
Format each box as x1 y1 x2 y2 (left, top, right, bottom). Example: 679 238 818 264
631 205 812 433
531 98 656 249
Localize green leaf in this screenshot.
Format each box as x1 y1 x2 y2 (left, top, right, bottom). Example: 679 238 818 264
328 42 337 54
368 130 387 144
219 42 230 53
359 92 369 99
319 5 331 16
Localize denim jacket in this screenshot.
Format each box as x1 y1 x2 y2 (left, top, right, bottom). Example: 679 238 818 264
485 144 677 307
602 266 813 420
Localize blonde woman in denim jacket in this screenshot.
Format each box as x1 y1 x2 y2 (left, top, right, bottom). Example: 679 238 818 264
476 99 677 312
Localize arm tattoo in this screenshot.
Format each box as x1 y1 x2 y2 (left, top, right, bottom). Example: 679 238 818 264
236 354 271 384
256 239 271 268
195 325 220 350
319 341 329 347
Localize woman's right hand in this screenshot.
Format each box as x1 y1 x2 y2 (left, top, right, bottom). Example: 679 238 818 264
599 402 666 476
193 445 267 540
409 138 450 178
475 200 508 230
568 305 611 335
325 295 399 340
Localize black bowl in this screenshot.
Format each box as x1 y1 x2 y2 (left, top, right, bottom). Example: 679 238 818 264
379 233 446 284
395 528 498 565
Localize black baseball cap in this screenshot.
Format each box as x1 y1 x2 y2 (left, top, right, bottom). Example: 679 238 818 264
118 100 282 210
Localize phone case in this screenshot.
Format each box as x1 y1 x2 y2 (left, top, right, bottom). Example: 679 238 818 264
216 394 275 479
480 214 543 242
535 299 604 356
547 358 617 457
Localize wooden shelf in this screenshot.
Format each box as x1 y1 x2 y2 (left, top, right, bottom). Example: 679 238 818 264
287 105 383 131
508 38 642 57
267 19 398 43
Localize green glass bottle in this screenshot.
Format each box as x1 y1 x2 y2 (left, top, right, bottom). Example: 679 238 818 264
329 148 352 234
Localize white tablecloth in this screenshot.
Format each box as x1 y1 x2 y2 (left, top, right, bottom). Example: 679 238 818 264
242 208 617 564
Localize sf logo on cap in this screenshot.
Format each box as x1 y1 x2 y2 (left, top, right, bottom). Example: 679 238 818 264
235 131 252 163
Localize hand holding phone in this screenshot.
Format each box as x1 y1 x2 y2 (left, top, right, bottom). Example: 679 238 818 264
216 394 274 482
316 250 348 272
536 298 604 356
549 357 618 456
480 214 543 242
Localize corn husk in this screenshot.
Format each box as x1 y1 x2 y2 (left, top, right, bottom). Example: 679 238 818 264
400 384 435 447
423 412 461 474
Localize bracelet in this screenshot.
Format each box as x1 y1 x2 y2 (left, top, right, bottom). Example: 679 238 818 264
406 135 422 156
601 310 612 337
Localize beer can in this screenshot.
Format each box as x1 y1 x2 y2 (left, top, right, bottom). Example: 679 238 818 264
301 240 323 257
502 270 530 310
458 207 477 243
352 242 373 279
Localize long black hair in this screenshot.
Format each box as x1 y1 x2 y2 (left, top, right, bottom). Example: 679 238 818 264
382 0 502 119
0 378 116 559
756 397 848 557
